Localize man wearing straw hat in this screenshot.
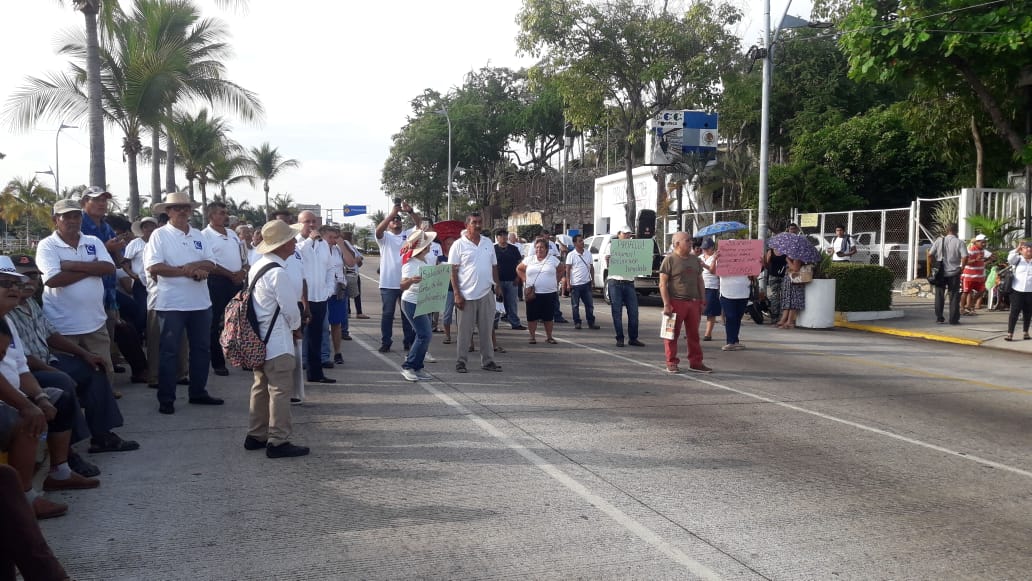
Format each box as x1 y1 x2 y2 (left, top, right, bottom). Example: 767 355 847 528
246 220 310 458
145 192 221 415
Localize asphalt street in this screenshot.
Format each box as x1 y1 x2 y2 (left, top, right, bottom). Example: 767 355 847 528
38 261 1032 580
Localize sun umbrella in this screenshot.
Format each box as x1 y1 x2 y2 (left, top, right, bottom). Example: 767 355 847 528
695 221 748 237
767 231 821 263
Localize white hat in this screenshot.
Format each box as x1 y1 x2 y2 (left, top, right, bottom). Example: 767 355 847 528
255 220 302 254
616 225 634 235
974 234 987 241
131 217 159 237
0 256 29 280
151 191 201 215
80 185 112 200
405 229 437 256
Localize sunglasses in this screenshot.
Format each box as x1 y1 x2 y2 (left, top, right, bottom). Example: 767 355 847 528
166 205 192 212
0 279 26 289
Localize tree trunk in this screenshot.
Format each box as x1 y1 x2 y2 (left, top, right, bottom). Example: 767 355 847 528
164 130 177 194
82 8 106 188
949 55 1026 156
199 180 208 212
127 150 141 220
970 115 984 189
151 127 162 206
264 181 270 212
623 141 636 230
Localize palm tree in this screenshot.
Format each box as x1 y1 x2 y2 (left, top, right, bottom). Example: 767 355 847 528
243 143 299 210
0 177 58 246
207 149 252 201
166 108 236 210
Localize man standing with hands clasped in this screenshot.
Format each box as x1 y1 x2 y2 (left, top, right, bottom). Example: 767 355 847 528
659 232 712 374
449 212 503 373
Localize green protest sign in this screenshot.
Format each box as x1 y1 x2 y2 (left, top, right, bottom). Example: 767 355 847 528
609 239 652 278
415 263 452 316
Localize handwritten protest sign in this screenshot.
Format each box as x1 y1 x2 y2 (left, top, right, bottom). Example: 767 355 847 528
717 239 763 276
609 239 653 278
415 264 452 316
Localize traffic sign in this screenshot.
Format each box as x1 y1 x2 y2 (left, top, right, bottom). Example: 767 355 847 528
340 205 367 217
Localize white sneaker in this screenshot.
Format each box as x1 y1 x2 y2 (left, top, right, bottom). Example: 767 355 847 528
415 369 434 381
721 344 734 351
424 352 437 363
400 368 419 382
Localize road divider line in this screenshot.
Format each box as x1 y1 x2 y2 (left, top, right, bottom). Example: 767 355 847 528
559 338 1032 481
355 336 723 579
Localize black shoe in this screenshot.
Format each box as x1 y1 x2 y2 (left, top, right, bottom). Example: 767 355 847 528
147 383 158 389
403 343 412 351
342 334 353 341
588 324 601 330
616 340 625 347
243 436 267 451
266 442 310 458
456 362 468 373
68 452 100 477
555 318 570 324
511 325 527 330
177 377 190 385
575 323 582 329
88 432 140 453
213 367 229 376
481 362 503 372
378 345 391 353
188 395 225 405
936 319 946 324
158 402 175 415
628 339 646 347
113 364 126 373
290 397 303 405
308 377 337 384
321 361 334 369
333 353 344 364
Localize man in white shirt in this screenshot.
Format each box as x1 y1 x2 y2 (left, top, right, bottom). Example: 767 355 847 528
449 212 503 373
563 234 600 330
296 211 336 383
245 220 309 458
605 226 645 348
35 199 117 384
828 225 857 262
375 201 420 353
202 202 247 377
144 192 220 415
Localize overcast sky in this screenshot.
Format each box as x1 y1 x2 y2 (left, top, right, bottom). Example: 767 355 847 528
0 0 811 228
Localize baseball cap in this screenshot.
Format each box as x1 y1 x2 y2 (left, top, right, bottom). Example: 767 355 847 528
11 255 41 275
616 226 634 235
53 198 82 215
974 234 987 241
81 185 112 199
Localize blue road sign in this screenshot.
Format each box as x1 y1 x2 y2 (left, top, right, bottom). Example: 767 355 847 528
340 205 367 217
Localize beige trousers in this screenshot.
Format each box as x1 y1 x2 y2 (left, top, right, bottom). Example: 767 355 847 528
64 325 114 385
249 353 296 446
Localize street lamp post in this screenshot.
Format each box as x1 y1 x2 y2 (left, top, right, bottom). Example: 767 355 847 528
435 108 452 220
55 122 77 195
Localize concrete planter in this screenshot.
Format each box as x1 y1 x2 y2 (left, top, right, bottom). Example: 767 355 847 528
797 279 837 329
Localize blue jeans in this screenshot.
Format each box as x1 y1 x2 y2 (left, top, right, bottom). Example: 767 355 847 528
321 309 331 363
401 300 432 371
305 301 328 380
570 283 595 326
156 309 212 403
52 352 124 439
499 280 522 327
380 288 414 349
719 296 748 345
608 280 639 342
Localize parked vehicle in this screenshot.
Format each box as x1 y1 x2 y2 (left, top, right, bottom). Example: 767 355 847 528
584 234 663 303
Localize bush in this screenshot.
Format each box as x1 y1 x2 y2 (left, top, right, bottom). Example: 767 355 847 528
825 263 893 312
517 225 543 242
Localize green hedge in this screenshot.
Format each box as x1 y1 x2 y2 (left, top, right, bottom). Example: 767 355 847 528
824 263 894 312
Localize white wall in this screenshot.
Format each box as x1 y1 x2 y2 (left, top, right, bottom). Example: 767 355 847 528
593 166 656 234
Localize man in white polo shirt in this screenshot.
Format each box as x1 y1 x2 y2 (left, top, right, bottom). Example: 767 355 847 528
202 202 246 377
144 191 220 415
375 200 420 353
35 198 117 384
448 211 503 373
296 210 336 384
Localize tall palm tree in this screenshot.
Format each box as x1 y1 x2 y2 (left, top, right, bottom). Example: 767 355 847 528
243 143 299 210
0 177 59 245
207 149 252 201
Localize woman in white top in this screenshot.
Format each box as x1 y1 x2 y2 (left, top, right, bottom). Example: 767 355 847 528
399 230 437 381
1004 240 1032 341
516 239 562 344
699 238 720 341
714 240 755 351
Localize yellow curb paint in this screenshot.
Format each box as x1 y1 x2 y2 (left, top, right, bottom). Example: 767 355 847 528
834 321 982 346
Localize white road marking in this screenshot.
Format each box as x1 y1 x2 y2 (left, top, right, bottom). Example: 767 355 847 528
559 337 1032 481
354 335 724 580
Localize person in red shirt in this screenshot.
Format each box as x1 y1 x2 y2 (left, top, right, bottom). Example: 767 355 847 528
960 234 991 315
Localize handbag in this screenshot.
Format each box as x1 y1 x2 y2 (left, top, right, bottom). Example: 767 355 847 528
524 261 545 301
788 264 813 284
927 260 946 288
345 271 360 298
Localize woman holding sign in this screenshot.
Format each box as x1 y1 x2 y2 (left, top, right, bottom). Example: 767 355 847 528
399 230 437 381
714 239 759 351
517 239 562 345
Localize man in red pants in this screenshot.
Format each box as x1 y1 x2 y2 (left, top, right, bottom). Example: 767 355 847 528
659 232 712 374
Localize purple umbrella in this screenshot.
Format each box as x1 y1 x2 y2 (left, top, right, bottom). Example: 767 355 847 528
768 232 821 263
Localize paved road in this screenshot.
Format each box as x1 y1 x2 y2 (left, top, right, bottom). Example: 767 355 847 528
39 265 1032 580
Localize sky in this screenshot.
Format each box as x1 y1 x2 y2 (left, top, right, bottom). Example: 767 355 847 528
0 0 811 229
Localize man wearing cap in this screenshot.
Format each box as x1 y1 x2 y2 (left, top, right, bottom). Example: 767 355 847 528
79 187 127 365
375 201 421 353
449 212 504 373
296 210 335 383
604 227 646 348
144 192 220 415
246 220 310 458
494 228 525 330
35 199 119 384
202 202 247 377
124 216 158 330
961 234 992 315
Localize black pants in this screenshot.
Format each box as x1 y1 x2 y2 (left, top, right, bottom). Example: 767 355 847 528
306 300 328 381
53 352 124 439
0 465 68 581
934 274 961 324
1008 290 1032 335
208 275 242 371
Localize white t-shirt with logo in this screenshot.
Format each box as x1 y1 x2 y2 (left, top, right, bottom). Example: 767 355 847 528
448 232 498 301
144 224 215 311
376 231 405 289
36 231 113 335
202 225 244 273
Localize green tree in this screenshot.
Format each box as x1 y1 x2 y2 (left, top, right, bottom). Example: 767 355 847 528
243 142 299 210
518 0 742 228
207 149 252 201
0 177 58 245
166 108 237 209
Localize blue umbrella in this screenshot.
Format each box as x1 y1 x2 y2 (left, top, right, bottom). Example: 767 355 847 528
695 221 748 237
767 231 821 263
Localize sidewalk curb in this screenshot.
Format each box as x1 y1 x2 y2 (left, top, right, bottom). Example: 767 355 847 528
834 321 982 347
